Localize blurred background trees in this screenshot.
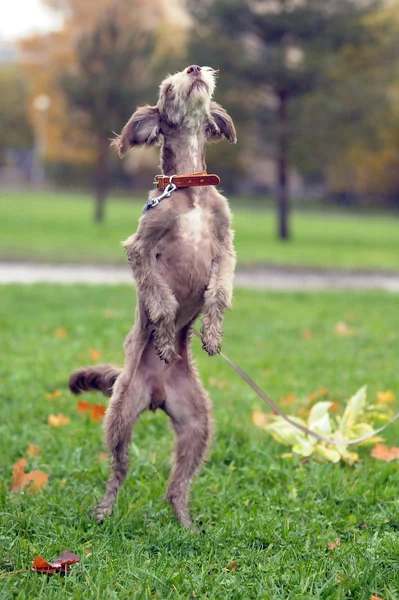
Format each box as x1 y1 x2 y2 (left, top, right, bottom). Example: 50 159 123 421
1 0 399 233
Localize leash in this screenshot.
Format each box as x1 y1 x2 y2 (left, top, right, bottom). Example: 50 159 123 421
192 329 399 446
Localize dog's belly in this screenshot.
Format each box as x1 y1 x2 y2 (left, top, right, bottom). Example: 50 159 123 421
157 205 213 320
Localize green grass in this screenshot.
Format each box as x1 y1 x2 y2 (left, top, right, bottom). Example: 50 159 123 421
1 190 399 271
1 284 399 598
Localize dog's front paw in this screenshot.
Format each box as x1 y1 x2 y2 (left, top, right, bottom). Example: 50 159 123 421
201 317 222 356
153 322 179 364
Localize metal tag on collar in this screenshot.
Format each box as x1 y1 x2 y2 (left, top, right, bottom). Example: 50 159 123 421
143 177 177 214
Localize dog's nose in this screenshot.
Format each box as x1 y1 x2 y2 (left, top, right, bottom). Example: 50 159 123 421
187 65 201 76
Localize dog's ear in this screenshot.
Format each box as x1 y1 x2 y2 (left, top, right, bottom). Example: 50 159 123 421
113 106 161 157
205 102 237 144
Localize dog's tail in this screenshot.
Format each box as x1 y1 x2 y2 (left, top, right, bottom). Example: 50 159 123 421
69 364 122 397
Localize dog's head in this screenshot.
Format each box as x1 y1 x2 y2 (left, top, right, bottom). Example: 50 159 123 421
115 65 236 157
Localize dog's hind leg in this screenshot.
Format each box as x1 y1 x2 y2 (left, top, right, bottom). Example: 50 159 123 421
163 327 213 530
94 365 152 523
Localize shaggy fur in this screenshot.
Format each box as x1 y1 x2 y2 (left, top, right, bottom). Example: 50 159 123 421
69 65 236 530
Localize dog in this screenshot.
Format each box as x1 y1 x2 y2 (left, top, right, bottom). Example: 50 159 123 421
69 65 237 530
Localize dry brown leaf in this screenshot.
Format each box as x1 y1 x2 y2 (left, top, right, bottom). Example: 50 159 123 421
377 390 395 405
309 387 329 401
54 328 68 339
371 443 399 462
370 595 384 600
26 444 40 457
227 560 238 570
252 410 269 427
48 414 70 428
89 349 101 361
45 389 62 401
327 539 341 550
11 458 48 492
301 329 314 340
280 392 296 406
32 551 80 575
334 322 354 336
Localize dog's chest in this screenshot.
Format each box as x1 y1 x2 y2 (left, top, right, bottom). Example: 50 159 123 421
179 205 210 247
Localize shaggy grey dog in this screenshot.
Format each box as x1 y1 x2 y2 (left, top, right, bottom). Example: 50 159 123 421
69 65 237 530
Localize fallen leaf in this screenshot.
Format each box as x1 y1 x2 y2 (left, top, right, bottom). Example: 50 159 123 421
27 470 49 491
11 458 27 492
89 349 101 361
327 539 341 550
11 459 48 492
32 551 80 575
91 404 106 422
334 322 354 336
370 595 384 600
76 402 106 422
280 392 296 406
208 377 229 389
252 410 269 427
54 328 68 339
45 389 62 401
48 414 70 428
97 452 108 462
27 444 40 457
309 387 329 401
301 329 314 340
377 390 395 405
371 443 399 462
76 401 91 414
227 560 238 570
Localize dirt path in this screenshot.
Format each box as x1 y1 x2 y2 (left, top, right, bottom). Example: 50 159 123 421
1 261 399 291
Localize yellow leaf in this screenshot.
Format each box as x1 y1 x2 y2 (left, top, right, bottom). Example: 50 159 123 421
334 322 354 336
301 329 314 340
309 387 329 401
377 390 395 405
48 413 70 428
89 349 101 361
252 410 269 427
45 389 62 400
280 392 296 406
54 328 68 339
27 444 40 457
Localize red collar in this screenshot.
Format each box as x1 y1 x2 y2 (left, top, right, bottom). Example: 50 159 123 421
154 171 220 190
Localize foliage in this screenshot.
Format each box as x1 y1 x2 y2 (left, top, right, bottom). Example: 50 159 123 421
0 66 33 156
258 386 390 465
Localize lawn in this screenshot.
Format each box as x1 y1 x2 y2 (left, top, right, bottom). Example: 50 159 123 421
1 284 399 599
1 190 399 271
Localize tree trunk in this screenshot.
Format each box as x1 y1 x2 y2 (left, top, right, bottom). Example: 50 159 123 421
276 90 290 241
94 136 110 223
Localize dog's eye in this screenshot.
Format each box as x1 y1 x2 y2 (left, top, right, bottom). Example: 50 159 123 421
168 85 175 95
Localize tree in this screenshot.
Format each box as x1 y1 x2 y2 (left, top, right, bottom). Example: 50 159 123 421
189 0 383 239
60 7 155 221
0 66 33 158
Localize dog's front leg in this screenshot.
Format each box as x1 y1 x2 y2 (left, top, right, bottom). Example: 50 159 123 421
202 220 236 356
123 209 179 363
